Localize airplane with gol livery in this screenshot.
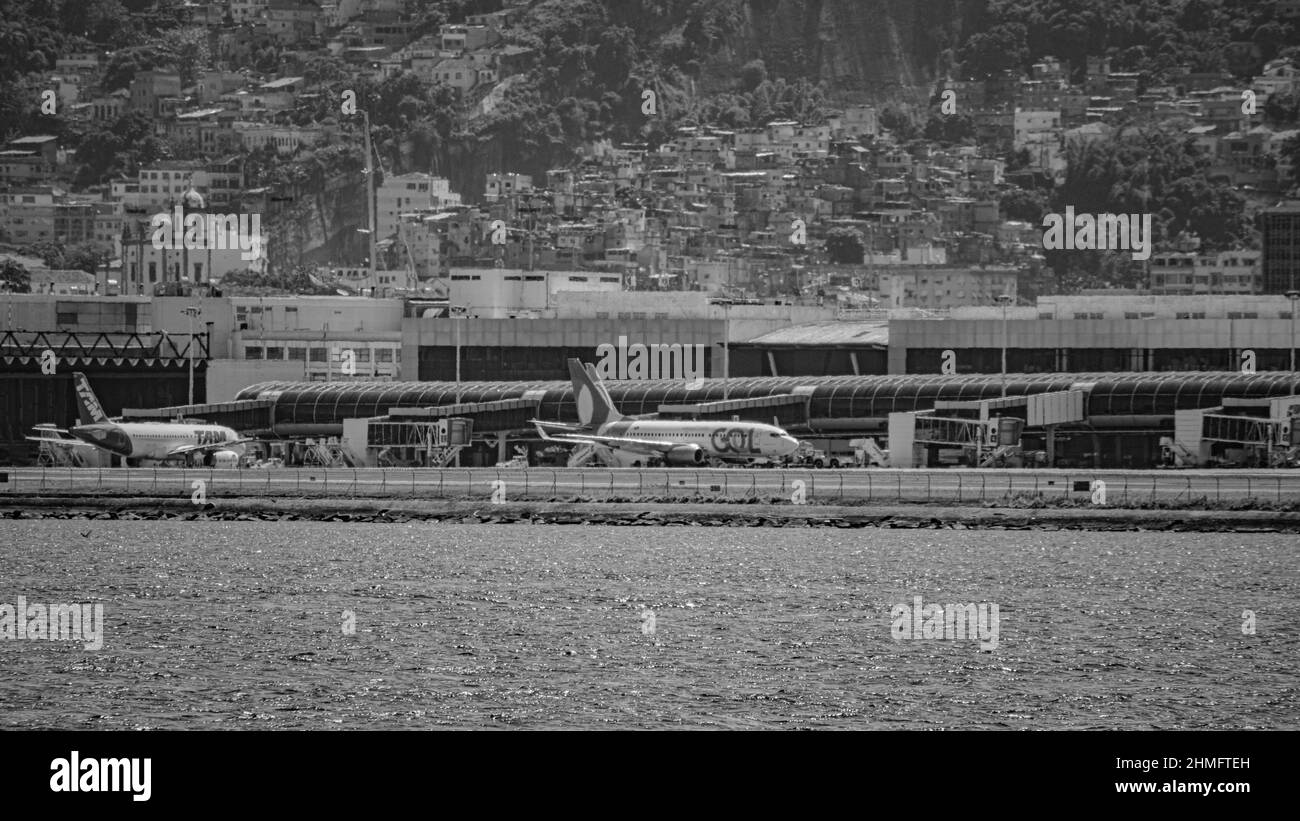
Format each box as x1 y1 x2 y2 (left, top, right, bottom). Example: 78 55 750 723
49 372 252 467
532 359 801 467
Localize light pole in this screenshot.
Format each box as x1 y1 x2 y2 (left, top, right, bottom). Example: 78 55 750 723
1288 289 1300 398
362 109 377 287
182 305 201 406
997 294 1014 398
451 305 468 404
709 298 731 399
723 299 730 400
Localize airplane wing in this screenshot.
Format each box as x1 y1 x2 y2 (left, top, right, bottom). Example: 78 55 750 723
25 435 79 444
544 432 680 456
166 438 255 457
527 419 585 436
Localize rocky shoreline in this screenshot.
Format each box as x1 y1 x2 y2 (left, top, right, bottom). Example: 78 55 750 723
3 495 1298 532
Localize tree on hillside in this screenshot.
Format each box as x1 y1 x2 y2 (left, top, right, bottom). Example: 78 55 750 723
23 240 65 270
65 241 113 278
923 111 974 144
956 22 1027 78
62 0 136 45
878 103 917 140
149 27 209 88
1265 91 1300 126
1281 134 1300 190
1052 126 1249 250
740 59 767 93
1000 188 1049 223
825 227 865 264
1 259 31 293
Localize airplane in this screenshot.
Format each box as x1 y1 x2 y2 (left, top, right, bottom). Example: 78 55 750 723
531 358 801 467
61 372 252 467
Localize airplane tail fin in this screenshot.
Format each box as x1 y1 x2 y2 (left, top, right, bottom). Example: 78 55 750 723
72 372 109 425
567 358 623 428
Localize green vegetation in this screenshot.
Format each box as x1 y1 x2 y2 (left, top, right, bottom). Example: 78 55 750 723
999 188 1050 223
218 265 338 296
1037 123 1253 289
18 239 112 277
824 227 866 264
1053 125 1250 249
0 258 31 292
0 0 1291 296
956 0 1298 80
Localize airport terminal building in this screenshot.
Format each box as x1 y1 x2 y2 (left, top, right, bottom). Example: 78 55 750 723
3 290 1299 468
229 369 1299 469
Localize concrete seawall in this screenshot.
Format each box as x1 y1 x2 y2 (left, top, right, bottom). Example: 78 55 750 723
3 466 1299 507
4 495 1300 533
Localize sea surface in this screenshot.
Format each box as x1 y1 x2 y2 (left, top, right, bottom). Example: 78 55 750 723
1 520 1296 729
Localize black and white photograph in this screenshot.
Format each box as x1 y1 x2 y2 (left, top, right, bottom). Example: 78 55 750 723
0 0 1294 803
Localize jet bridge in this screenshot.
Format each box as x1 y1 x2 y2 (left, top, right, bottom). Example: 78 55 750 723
340 397 537 466
347 415 474 467
1168 396 1300 467
887 390 1086 468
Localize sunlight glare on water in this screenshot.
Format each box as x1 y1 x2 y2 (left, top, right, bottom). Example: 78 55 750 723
0 521 1295 729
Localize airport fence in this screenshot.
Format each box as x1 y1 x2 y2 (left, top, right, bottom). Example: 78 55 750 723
2 467 1298 506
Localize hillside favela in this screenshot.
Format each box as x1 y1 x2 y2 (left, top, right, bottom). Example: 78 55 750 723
1 0 1298 751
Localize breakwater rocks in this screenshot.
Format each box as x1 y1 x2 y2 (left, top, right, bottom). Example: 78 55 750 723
3 496 1299 533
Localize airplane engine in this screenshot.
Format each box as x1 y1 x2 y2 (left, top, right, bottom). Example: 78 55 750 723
663 444 706 466
207 450 241 469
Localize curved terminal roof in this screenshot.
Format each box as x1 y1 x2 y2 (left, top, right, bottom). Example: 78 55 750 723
236 371 1300 431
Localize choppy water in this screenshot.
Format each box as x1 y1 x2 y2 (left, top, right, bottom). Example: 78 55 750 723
0 521 1296 729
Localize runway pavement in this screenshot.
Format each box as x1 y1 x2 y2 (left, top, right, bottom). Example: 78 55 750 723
2 466 1298 506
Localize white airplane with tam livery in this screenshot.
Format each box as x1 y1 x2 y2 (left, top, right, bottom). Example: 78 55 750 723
532 359 801 467
58 372 251 467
